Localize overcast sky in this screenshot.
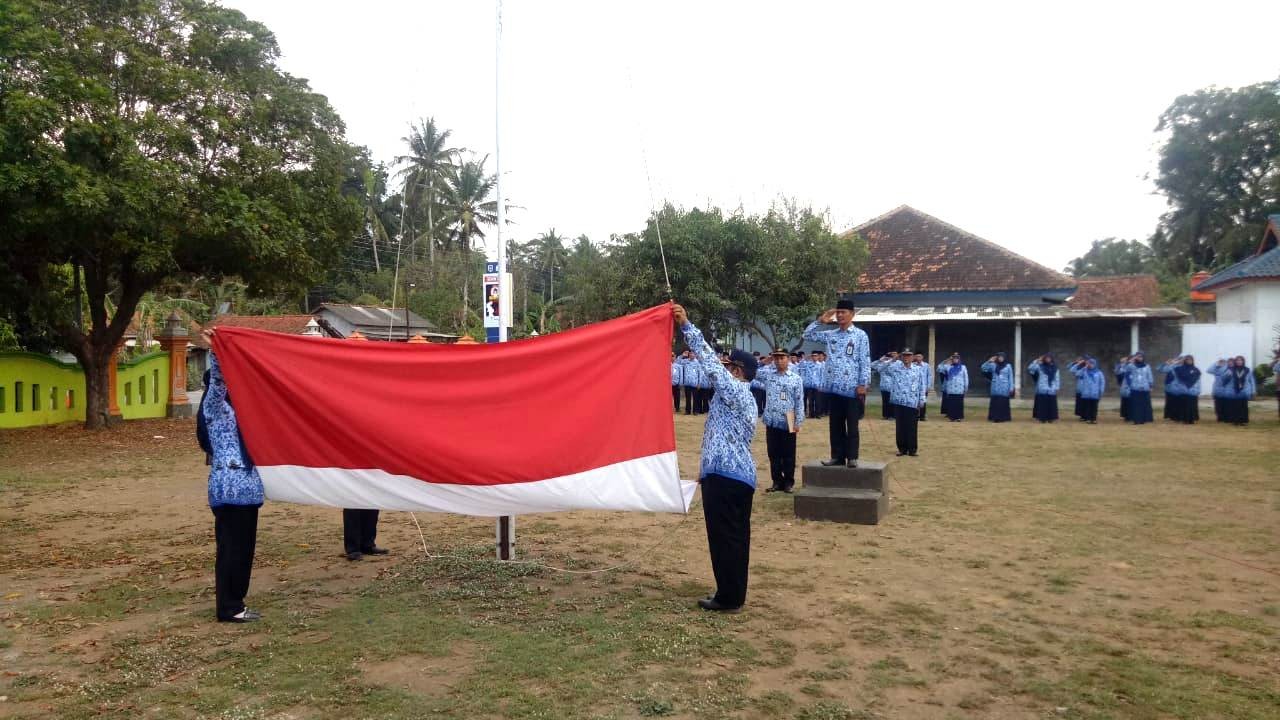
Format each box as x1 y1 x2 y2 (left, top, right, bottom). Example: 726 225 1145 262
223 0 1278 273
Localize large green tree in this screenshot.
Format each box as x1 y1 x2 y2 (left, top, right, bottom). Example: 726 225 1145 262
1064 237 1153 277
0 0 362 428
1152 78 1280 272
395 117 459 263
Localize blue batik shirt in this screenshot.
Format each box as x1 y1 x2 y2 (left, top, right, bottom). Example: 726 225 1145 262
203 353 265 508
681 323 757 488
938 364 969 395
1158 363 1201 396
880 360 926 408
1207 363 1256 400
1071 365 1106 400
1119 363 1154 392
802 322 870 398
1114 362 1131 398
752 363 776 391
920 361 934 392
670 360 683 386
980 361 1014 397
762 368 805 431
1027 361 1062 395
871 359 897 396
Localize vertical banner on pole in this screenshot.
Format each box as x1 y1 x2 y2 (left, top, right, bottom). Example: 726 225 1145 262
484 262 501 344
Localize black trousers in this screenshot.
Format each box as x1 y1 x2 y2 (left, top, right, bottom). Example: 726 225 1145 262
700 474 753 608
827 394 864 462
699 388 712 414
212 504 259 621
918 401 928 420
894 403 918 454
673 385 682 412
1079 398 1099 422
751 387 766 417
815 390 828 418
683 386 696 415
987 395 1011 422
880 391 893 419
804 388 814 418
342 509 380 554
765 426 798 490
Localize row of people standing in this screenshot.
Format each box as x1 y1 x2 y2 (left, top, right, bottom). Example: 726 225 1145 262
672 350 715 415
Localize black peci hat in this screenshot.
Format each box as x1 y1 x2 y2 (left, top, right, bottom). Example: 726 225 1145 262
724 349 758 381
835 296 856 311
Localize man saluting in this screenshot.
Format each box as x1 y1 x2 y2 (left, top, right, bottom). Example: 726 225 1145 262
803 297 870 468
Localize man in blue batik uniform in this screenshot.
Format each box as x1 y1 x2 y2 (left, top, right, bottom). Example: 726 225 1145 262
803 297 871 467
673 303 757 613
762 347 806 493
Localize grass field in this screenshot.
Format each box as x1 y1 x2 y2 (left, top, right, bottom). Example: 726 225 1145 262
1 404 1278 719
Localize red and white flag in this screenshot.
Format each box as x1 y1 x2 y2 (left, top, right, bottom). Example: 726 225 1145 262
210 304 694 516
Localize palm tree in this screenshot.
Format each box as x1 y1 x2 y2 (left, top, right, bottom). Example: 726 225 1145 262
441 155 500 325
394 117 461 264
532 229 566 306
358 166 392 272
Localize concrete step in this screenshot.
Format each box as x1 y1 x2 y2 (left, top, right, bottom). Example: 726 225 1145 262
801 460 887 492
793 486 887 525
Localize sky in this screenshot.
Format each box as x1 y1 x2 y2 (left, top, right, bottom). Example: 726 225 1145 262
222 0 1280 273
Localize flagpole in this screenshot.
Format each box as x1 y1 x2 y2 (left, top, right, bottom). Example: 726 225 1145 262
494 0 515 561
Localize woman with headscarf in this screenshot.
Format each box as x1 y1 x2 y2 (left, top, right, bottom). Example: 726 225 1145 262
1114 355 1132 421
1159 355 1202 424
937 352 969 421
1208 356 1256 426
1117 352 1154 424
197 330 265 623
1027 352 1061 423
1069 356 1106 423
981 352 1014 422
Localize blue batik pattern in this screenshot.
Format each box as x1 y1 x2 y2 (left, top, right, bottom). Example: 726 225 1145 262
1118 363 1154 392
203 353 265 508
1027 361 1062 395
681 323 757 488
802 322 871 398
1207 363 1256 400
1158 362 1201 396
1071 366 1106 400
762 368 805 431
981 362 1014 397
871 359 897 396
670 360 683 386
880 360 926 408
1114 362 1131 398
938 364 968 395
920 361 934 391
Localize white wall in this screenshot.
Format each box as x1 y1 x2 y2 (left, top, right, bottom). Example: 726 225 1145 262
1182 323 1255 394
1214 285 1251 324
1249 283 1280 363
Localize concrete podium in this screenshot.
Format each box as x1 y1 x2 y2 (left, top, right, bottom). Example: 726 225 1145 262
793 460 889 525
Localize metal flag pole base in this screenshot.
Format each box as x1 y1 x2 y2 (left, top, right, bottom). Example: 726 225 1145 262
496 515 515 560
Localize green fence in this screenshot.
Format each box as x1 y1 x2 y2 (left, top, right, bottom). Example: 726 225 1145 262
0 351 170 429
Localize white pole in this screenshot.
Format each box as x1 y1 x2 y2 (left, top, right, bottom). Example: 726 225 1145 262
494 0 514 561
1130 320 1139 355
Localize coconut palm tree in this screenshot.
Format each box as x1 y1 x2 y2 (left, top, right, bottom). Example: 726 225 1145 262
532 229 566 306
440 155 501 325
394 117 461 264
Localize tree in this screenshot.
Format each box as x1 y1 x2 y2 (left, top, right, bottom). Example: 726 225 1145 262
1152 78 1280 272
0 0 362 428
1064 238 1153 277
531 229 567 306
394 117 460 263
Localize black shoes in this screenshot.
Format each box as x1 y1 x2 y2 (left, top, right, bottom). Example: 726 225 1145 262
820 458 845 466
218 609 261 623
765 486 779 493
362 546 390 556
908 451 918 457
697 597 742 613
346 551 363 561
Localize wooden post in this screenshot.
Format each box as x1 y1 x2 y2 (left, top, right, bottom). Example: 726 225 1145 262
496 515 514 560
157 312 192 418
927 322 937 367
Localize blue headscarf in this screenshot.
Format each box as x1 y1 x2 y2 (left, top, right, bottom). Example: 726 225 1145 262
1132 351 1147 368
196 369 254 470
1173 356 1200 387
947 355 965 379
1083 355 1102 380
1039 353 1058 384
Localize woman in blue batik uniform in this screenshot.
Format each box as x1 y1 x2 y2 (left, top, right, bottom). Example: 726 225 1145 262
1159 355 1202 424
1117 351 1155 424
1114 356 1132 420
1069 356 1106 424
1027 353 1061 423
1208 356 1256 426
197 330 265 623
937 352 969 421
981 352 1015 422
674 303 758 613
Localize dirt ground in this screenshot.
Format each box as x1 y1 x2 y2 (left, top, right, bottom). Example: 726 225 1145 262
1 403 1278 719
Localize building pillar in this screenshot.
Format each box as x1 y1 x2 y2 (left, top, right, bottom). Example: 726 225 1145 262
1130 320 1140 354
1014 321 1023 394
927 322 937 365
158 312 192 418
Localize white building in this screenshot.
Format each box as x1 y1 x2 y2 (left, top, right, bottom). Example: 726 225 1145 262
1194 215 1280 366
